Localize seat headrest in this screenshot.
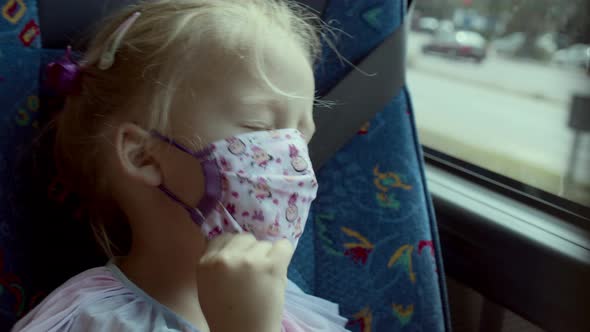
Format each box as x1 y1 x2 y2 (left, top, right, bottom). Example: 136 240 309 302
39 0 327 48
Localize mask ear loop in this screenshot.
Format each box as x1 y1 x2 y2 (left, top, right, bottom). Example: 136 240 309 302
98 11 141 70
157 184 206 224
150 130 221 226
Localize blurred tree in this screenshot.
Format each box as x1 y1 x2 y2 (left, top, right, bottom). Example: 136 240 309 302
413 0 588 52
559 0 590 45
504 0 556 58
414 0 454 19
504 0 588 57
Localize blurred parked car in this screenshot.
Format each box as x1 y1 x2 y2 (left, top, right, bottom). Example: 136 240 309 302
492 32 559 60
413 17 439 34
552 44 590 69
491 32 525 56
438 20 455 33
536 33 558 54
422 30 487 63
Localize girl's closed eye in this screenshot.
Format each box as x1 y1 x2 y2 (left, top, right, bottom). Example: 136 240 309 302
241 121 274 131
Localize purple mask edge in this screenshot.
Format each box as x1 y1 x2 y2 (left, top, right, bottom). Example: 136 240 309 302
152 131 222 226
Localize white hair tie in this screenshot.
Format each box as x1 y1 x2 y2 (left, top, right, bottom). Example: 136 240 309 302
98 11 141 70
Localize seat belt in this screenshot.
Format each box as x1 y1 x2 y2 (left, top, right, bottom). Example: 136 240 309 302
40 0 330 48
309 19 408 169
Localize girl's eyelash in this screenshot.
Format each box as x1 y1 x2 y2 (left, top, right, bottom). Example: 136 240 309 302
243 124 272 131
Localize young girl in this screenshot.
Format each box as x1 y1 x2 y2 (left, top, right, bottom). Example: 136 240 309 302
12 0 349 331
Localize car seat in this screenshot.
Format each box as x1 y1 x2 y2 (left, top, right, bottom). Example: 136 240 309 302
0 0 451 331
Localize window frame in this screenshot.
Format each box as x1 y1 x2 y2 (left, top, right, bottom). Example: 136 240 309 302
425 157 590 332
424 148 590 226
409 0 590 330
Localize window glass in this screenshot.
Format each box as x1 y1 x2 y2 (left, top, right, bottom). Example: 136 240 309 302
409 0 590 209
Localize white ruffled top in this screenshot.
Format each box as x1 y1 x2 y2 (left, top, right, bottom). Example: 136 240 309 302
12 261 349 331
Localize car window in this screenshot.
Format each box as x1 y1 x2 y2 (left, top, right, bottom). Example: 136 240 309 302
410 0 590 214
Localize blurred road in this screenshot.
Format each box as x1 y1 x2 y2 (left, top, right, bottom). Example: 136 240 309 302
407 32 590 204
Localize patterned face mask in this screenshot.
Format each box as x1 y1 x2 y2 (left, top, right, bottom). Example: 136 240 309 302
151 128 318 248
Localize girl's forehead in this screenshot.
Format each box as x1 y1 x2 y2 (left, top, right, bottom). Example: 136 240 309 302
164 29 315 144
186 31 314 103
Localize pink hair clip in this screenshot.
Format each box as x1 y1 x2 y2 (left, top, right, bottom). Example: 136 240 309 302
45 11 142 95
46 46 83 96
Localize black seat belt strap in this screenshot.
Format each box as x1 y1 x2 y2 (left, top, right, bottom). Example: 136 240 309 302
309 20 408 169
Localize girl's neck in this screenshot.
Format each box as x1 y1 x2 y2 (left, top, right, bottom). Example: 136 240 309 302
118 215 209 332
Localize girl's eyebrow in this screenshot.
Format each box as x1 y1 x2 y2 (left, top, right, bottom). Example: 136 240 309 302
240 96 286 111
241 95 276 104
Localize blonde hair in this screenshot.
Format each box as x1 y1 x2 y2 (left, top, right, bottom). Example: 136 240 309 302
54 0 322 257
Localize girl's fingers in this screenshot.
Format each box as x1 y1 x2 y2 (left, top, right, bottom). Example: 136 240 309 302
224 233 258 253
267 239 294 272
200 233 234 262
247 240 273 259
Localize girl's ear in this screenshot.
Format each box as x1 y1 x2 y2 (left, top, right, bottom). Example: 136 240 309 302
115 123 162 187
